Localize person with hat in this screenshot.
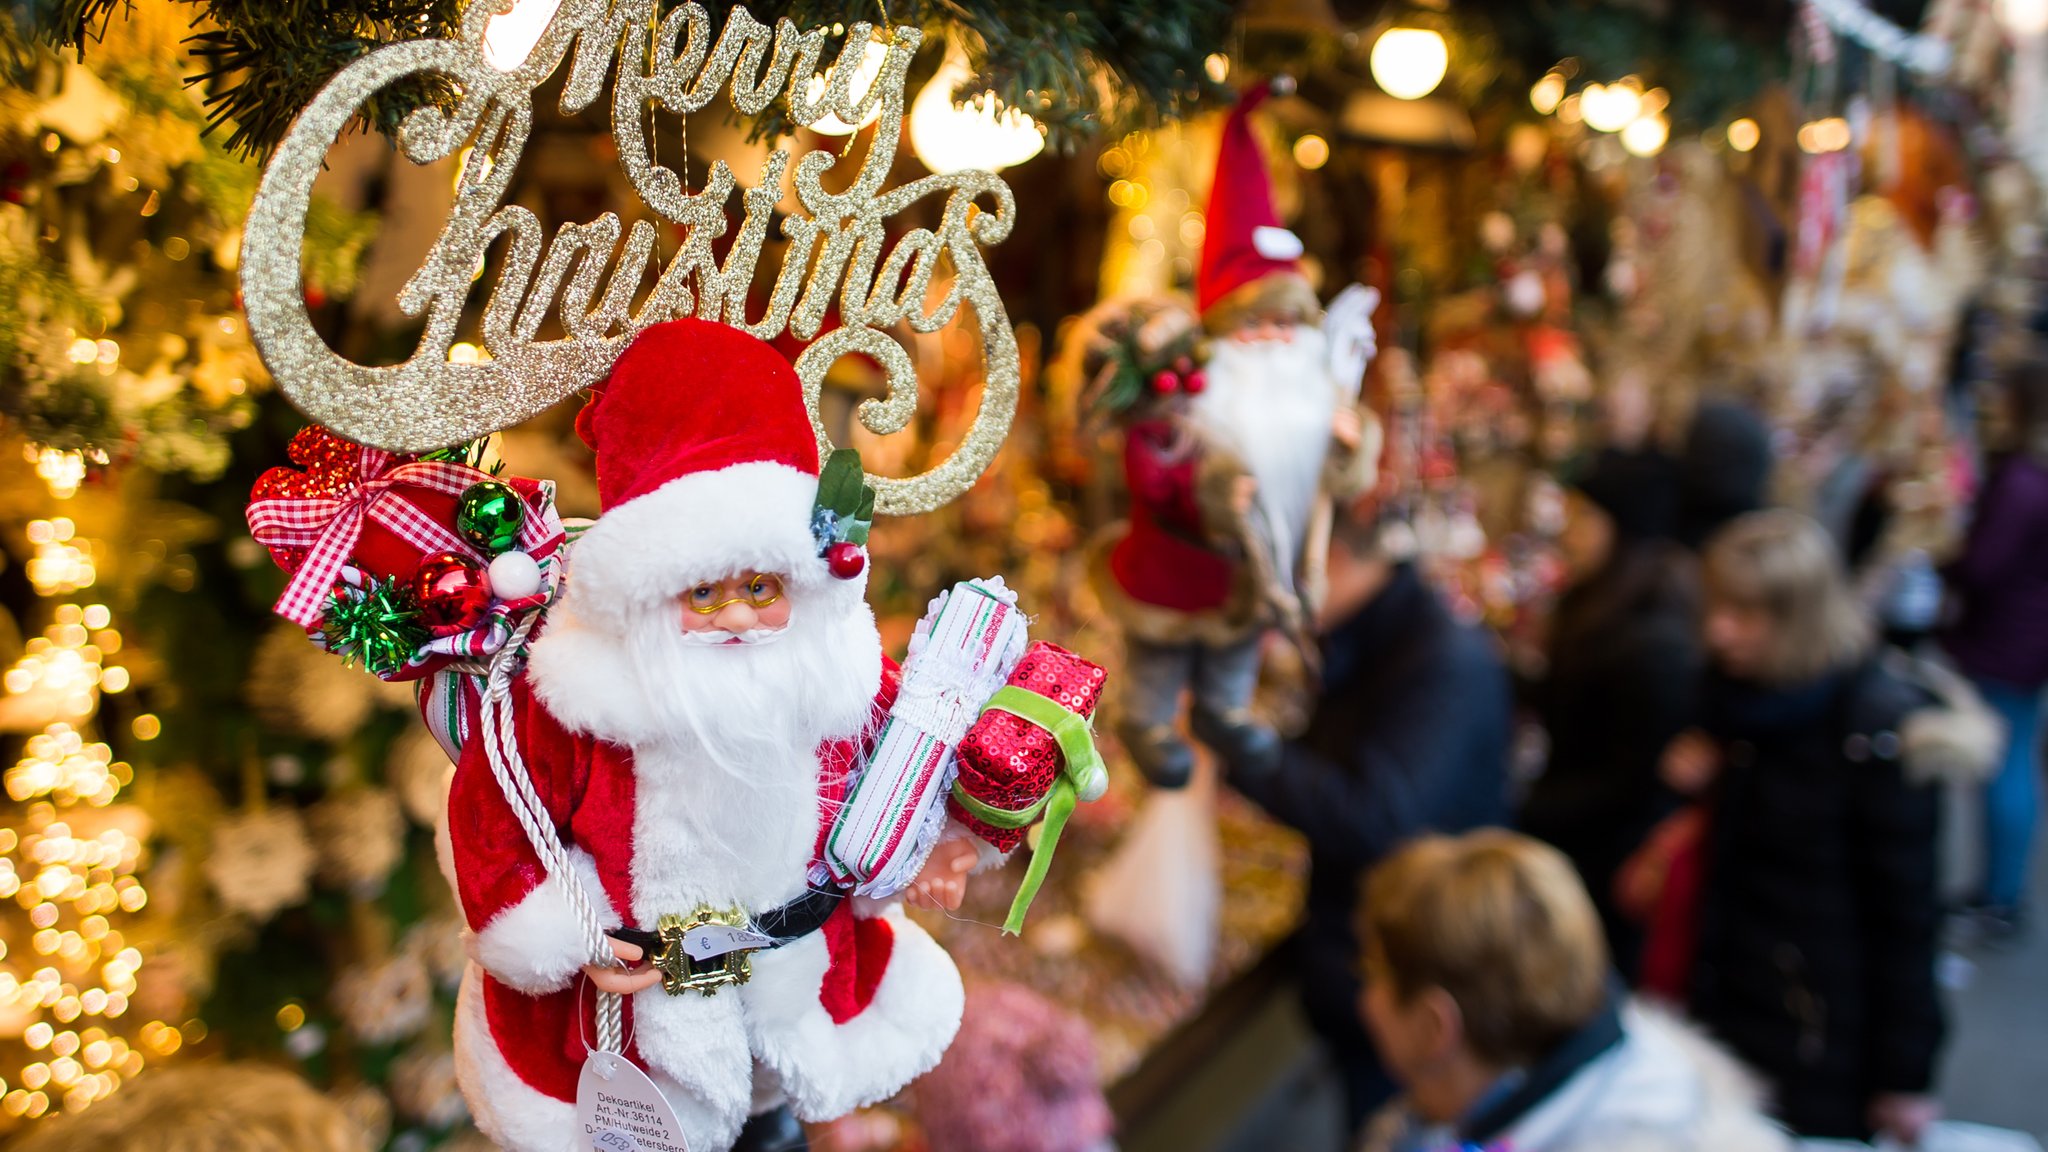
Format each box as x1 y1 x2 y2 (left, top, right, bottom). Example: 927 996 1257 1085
1519 446 1700 980
444 318 985 1152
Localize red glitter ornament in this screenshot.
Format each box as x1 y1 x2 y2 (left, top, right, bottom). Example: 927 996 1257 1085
952 643 1108 851
249 427 366 571
412 551 490 631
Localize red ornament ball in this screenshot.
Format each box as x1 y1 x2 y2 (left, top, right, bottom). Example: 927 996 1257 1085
413 551 490 629
1183 370 1208 395
825 541 867 580
1150 370 1179 395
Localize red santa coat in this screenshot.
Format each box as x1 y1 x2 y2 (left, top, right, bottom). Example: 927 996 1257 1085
445 631 963 1152
1095 417 1260 646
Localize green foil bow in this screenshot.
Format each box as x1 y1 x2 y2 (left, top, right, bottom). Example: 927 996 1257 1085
951 684 1108 934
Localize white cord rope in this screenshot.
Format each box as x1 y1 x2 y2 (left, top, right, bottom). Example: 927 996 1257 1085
477 603 627 1053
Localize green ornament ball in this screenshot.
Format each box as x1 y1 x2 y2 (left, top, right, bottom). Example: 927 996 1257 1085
457 480 525 554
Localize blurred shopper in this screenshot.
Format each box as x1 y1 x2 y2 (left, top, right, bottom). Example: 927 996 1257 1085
1677 399 1774 551
1354 831 1790 1152
1669 511 1945 1143
1941 352 2048 940
1520 447 1699 979
1205 513 1511 1129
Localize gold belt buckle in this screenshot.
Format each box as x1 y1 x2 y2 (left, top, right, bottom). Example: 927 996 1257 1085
651 906 755 996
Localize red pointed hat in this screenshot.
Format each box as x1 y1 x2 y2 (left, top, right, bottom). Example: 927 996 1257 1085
1197 87 1306 315
568 318 835 619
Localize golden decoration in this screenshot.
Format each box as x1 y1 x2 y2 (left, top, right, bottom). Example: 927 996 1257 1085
241 1 1019 514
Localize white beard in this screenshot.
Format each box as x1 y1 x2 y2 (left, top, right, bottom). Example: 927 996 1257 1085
527 576 883 910
1194 324 1337 586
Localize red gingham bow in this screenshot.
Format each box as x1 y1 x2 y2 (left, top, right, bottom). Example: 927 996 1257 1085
246 447 547 629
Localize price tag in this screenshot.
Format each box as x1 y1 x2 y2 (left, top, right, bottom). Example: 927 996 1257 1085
681 922 774 960
576 1051 689 1152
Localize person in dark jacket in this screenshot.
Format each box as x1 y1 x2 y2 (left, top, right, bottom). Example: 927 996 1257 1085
1941 352 2048 936
1665 510 1944 1144
1677 399 1774 551
1521 448 1700 980
1202 513 1512 1132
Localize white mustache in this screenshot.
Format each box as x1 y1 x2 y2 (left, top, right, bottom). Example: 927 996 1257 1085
676 626 788 647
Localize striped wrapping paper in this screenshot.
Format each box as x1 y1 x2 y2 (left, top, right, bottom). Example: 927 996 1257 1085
825 576 1029 898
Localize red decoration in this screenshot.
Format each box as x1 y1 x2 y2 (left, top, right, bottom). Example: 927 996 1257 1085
250 426 365 570
951 643 1108 851
825 541 867 580
413 551 491 632
1183 369 1207 395
1150 370 1179 395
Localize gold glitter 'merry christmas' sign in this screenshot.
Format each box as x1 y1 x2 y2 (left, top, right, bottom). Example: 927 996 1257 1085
241 1 1019 514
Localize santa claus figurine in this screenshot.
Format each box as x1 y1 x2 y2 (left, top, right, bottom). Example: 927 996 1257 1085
1092 87 1378 789
446 318 984 1151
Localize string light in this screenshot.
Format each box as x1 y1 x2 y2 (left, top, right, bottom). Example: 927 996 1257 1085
32 450 86 500
1797 117 1853 153
1621 112 1670 157
1727 118 1762 152
3 516 172 1122
1292 134 1331 169
1531 72 1566 115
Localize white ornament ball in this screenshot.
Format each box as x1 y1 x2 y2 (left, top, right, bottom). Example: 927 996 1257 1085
487 551 543 600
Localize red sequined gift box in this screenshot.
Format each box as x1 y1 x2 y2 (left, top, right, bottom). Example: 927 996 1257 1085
951 642 1108 851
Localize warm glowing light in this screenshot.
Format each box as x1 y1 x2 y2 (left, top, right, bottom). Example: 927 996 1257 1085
1370 27 1449 101
1581 80 1644 133
1531 72 1566 115
1292 134 1330 169
909 44 1045 174
481 0 564 70
1797 117 1852 154
802 37 891 136
1725 118 1760 153
1204 53 1231 83
275 1003 306 1032
2001 0 2048 35
33 449 87 500
1621 113 1670 157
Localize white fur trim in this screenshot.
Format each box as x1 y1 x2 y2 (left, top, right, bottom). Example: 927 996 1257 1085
741 905 964 1122
566 461 828 635
453 966 576 1152
1252 225 1304 260
470 848 619 996
455 964 752 1152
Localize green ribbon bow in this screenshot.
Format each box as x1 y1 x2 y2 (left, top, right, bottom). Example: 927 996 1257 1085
952 684 1107 934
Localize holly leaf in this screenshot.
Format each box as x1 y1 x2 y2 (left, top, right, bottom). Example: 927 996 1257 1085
819 449 863 518
848 485 875 546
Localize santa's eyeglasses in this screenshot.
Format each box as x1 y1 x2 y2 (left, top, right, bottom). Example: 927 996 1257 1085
683 573 784 614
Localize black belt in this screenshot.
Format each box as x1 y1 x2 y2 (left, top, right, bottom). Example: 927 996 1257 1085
606 887 844 956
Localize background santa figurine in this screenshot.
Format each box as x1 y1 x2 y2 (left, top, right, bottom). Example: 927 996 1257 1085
1070 295 1255 790
444 318 984 1152
1091 86 1380 790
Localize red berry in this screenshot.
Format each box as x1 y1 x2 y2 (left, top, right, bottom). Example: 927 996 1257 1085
1184 370 1208 395
1150 371 1179 395
825 541 867 579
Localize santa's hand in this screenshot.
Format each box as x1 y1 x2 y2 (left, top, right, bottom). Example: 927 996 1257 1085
584 937 663 994
906 837 981 912
1230 474 1259 516
1331 405 1365 450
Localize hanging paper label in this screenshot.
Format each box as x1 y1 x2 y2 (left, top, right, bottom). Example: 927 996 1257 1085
576 1051 690 1152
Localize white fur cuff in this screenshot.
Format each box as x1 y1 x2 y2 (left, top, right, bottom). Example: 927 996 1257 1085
470 870 614 995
